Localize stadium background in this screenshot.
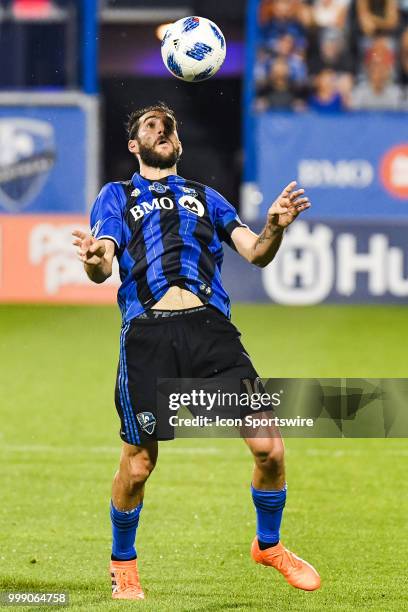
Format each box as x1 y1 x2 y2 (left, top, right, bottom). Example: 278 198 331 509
0 1 407 610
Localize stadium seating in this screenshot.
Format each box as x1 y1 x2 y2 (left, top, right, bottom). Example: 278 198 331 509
254 0 408 111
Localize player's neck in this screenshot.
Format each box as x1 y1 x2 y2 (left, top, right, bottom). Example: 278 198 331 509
139 164 178 181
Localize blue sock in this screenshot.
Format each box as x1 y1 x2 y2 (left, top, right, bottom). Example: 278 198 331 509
110 501 143 560
251 484 287 544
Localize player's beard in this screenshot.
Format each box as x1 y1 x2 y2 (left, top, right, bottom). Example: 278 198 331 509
137 139 181 169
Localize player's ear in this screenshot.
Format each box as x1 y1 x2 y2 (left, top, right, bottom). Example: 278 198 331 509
128 139 139 155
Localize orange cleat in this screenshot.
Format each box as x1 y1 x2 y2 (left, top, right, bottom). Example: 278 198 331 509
251 538 321 591
110 558 145 600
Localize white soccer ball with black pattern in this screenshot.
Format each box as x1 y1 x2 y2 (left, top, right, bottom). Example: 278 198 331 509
161 16 226 82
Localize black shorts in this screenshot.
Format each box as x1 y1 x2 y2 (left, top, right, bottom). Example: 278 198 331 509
114 305 270 444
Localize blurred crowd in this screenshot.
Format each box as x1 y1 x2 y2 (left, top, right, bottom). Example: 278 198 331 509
255 0 408 111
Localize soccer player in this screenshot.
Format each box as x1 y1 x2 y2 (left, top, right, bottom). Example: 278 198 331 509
72 103 320 600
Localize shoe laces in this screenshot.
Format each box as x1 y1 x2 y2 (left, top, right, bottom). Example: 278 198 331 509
275 547 302 572
115 568 141 591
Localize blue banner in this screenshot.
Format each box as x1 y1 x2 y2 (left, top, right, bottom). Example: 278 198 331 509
222 220 408 304
0 93 99 214
256 112 408 219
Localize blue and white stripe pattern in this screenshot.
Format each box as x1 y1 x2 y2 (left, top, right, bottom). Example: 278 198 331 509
90 175 246 323
182 16 200 32
161 29 171 47
193 66 214 81
119 323 140 445
210 23 225 49
186 42 213 61
166 53 183 77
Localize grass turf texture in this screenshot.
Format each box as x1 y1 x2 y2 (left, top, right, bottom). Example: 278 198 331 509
0 304 407 611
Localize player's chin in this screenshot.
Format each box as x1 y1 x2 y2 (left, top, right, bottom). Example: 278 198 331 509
155 154 173 166
155 143 174 157
156 150 180 167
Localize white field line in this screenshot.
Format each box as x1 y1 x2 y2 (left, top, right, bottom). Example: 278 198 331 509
0 445 222 455
0 445 407 456
294 448 408 456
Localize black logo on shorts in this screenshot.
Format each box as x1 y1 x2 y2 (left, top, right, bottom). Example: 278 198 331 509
136 411 156 435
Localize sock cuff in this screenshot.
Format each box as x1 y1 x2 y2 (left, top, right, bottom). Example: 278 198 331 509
110 501 143 523
251 484 287 511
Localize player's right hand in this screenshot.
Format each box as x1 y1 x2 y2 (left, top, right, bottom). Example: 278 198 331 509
72 229 106 266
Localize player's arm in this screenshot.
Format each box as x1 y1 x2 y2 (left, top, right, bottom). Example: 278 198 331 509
72 230 115 283
230 181 310 268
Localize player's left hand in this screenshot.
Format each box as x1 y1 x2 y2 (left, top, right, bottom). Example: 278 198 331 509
267 181 311 228
72 229 106 265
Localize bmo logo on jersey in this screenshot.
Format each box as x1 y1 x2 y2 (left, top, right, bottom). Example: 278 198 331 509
130 195 205 221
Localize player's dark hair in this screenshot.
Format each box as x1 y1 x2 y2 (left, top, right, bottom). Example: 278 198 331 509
126 102 178 140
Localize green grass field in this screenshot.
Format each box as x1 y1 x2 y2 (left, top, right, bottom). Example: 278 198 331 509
1 304 407 611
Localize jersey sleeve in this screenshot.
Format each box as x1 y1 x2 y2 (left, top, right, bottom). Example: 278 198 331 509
212 188 248 248
89 183 123 249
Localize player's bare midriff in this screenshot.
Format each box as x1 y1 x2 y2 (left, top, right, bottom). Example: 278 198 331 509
152 286 204 310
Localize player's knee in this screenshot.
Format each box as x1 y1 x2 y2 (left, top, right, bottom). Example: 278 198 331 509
120 445 157 490
125 456 155 490
253 444 285 471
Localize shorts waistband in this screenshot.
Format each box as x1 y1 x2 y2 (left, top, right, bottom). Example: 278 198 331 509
136 305 208 319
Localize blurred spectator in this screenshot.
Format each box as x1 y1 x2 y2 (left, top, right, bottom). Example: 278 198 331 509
308 67 346 110
398 26 408 84
312 0 351 30
254 46 274 88
275 33 308 82
258 0 309 95
356 0 399 38
256 56 300 109
308 28 355 101
255 0 408 112
309 28 354 73
259 0 308 54
351 37 404 107
259 0 312 28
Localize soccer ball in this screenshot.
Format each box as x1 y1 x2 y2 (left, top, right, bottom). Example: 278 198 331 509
161 16 226 82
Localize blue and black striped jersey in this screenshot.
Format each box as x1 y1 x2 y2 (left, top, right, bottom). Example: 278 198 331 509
90 172 247 322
